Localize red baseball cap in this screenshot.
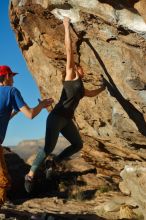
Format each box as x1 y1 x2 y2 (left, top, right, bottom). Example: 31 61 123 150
0 65 18 77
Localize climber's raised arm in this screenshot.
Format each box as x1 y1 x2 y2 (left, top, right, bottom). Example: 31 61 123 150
63 17 75 80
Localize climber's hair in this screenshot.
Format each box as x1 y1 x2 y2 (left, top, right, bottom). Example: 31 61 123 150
62 70 66 83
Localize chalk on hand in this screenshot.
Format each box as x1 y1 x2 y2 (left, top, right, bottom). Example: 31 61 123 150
51 8 80 23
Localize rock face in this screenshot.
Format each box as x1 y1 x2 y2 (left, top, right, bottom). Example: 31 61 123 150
9 0 146 160
120 164 146 220
7 1 146 219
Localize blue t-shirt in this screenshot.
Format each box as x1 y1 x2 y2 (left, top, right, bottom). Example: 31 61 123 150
0 86 26 143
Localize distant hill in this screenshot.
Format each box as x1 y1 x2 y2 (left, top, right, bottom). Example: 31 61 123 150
11 136 69 161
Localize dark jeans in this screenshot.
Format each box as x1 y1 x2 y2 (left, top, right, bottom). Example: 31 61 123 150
31 112 83 173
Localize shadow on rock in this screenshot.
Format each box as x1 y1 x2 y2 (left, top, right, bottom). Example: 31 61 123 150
31 168 97 200
0 209 105 220
4 149 99 208
4 147 30 200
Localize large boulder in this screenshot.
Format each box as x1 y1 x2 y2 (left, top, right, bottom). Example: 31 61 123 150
9 0 146 159
8 3 146 217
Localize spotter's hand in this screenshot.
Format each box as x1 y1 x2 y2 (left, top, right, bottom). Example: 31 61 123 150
38 98 54 108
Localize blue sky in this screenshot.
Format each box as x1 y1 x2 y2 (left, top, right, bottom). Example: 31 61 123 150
1 1 48 146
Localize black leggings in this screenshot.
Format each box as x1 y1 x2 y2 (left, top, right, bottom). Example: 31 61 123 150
31 112 83 173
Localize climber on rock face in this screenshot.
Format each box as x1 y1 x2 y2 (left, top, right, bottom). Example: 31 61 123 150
0 65 53 207
24 17 106 194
